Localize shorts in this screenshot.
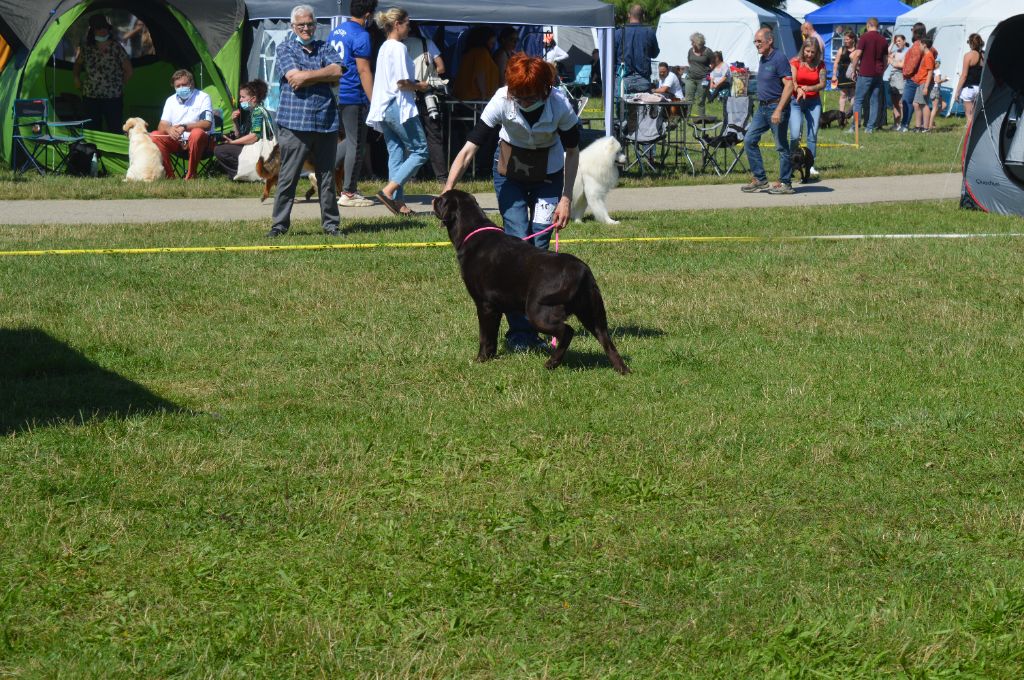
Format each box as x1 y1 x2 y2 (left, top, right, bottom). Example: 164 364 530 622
930 85 942 101
913 85 929 106
960 85 980 102
837 83 854 97
889 71 905 94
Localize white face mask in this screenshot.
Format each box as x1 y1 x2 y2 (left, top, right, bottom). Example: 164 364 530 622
518 99 544 113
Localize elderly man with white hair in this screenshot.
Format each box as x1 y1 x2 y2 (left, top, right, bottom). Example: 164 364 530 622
685 32 713 118
266 4 345 238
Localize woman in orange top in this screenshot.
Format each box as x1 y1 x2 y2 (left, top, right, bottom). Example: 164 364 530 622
789 38 826 179
911 37 936 132
452 26 499 101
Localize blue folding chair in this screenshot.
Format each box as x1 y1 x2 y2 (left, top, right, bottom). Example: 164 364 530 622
11 98 90 175
566 64 592 98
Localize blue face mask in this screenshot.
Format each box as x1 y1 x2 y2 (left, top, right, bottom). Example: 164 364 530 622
518 99 545 113
297 35 314 46
240 101 251 111
95 34 109 43
176 86 192 100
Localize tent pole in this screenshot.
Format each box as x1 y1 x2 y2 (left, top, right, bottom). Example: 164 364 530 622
603 27 613 137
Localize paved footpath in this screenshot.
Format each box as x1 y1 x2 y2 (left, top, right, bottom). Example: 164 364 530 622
0 173 961 225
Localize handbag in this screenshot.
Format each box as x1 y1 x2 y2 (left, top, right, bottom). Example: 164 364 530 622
234 110 277 182
497 139 550 183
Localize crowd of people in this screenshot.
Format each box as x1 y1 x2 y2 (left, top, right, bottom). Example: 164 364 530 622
616 11 983 195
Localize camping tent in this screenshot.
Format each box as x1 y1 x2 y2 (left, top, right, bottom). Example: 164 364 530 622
784 0 820 23
961 13 1024 216
0 0 245 173
656 0 799 72
894 0 1011 105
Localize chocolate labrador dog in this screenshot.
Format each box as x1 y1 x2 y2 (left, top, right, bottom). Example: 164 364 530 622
433 189 630 374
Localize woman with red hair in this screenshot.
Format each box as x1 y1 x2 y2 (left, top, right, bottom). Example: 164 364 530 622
444 52 580 353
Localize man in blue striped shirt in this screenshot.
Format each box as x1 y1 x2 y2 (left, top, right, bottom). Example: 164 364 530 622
267 4 345 238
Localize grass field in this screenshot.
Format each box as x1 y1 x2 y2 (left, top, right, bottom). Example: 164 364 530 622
0 92 965 200
2 202 1024 676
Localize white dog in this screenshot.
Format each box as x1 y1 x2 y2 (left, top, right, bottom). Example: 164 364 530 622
122 117 164 182
571 136 626 224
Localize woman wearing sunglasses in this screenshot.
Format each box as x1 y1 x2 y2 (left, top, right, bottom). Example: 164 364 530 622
444 53 580 352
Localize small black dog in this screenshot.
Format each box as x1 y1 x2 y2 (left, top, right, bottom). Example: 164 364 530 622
790 146 814 183
433 189 630 374
819 109 850 129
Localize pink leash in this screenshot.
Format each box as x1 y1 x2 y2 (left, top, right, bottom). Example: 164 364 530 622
461 223 561 347
461 222 560 248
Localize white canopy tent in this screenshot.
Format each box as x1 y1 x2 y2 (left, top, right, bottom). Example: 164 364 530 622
656 0 799 71
783 0 820 23
894 0 1009 96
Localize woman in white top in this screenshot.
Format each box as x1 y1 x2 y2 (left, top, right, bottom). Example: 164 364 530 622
366 7 428 216
708 51 730 101
443 53 580 352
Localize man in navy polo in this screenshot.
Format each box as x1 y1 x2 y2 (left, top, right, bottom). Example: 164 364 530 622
267 4 344 238
742 27 795 195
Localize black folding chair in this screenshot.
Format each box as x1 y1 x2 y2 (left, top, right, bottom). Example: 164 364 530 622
11 98 90 175
690 96 750 176
620 101 668 176
170 108 224 178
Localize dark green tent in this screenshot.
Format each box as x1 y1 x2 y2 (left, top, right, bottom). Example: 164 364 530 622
0 0 245 174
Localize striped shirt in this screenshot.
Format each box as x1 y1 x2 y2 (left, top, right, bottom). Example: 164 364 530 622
274 39 342 132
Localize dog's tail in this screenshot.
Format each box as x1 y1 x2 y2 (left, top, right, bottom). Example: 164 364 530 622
573 268 630 374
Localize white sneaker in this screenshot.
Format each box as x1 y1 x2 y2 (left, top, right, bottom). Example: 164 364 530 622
338 192 375 207
809 166 819 178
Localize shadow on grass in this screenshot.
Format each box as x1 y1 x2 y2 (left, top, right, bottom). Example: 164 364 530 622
558 348 634 372
0 328 181 435
576 325 666 339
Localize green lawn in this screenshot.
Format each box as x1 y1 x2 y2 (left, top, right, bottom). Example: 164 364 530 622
0 91 965 200
2 202 1024 676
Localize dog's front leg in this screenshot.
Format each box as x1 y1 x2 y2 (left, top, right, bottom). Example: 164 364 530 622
475 301 500 362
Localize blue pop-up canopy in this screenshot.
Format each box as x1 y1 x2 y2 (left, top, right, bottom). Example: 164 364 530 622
804 0 911 26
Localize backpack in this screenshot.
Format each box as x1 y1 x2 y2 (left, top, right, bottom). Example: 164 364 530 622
66 140 99 177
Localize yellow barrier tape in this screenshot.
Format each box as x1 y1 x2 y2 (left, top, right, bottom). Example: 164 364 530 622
0 233 1020 257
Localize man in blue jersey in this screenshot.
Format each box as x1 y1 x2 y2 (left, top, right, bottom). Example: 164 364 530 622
328 0 377 207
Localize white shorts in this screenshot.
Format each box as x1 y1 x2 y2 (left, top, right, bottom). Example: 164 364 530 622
960 85 980 102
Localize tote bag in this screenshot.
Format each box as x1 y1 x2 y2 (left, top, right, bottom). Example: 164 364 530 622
234 109 277 182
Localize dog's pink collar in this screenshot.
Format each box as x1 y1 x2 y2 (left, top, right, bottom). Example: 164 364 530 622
461 223 560 249
461 225 504 247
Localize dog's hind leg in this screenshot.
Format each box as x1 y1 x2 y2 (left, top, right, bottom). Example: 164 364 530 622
574 279 630 374
529 302 573 370
475 302 500 362
584 183 619 225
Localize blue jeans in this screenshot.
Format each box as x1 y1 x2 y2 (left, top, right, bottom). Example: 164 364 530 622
901 80 918 128
493 152 564 339
745 101 792 185
853 75 884 130
788 97 821 161
379 100 428 202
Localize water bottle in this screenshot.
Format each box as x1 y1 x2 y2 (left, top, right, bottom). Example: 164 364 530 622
89 153 98 178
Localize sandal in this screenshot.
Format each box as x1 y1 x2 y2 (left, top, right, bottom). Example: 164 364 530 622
376 191 401 216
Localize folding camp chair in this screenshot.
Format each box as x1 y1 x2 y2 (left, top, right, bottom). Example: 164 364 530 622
11 98 90 175
170 108 224 177
566 65 592 99
690 96 750 176
620 100 669 176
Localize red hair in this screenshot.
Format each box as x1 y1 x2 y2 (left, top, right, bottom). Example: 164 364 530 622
505 53 556 99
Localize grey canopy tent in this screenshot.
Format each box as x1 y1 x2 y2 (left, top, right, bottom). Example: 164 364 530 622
245 0 617 132
961 13 1024 216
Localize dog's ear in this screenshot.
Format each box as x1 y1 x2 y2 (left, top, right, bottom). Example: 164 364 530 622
433 192 451 223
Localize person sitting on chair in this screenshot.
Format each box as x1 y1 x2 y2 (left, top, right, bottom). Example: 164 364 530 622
654 62 683 100
542 31 570 79
214 79 271 178
708 51 731 100
151 69 214 179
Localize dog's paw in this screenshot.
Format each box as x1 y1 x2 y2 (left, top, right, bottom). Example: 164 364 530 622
604 219 620 225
